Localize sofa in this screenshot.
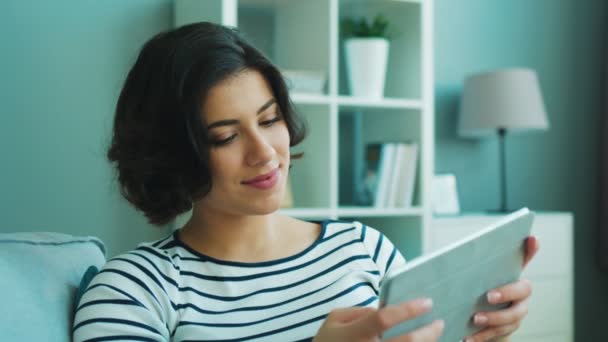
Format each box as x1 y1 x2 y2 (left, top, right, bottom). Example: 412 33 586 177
0 232 106 342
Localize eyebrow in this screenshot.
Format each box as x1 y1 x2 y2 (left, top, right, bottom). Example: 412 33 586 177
207 98 276 130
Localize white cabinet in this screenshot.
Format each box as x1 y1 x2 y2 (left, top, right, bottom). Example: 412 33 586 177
174 0 435 261
431 212 574 342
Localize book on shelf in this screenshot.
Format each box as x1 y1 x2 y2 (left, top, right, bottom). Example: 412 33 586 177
361 142 418 208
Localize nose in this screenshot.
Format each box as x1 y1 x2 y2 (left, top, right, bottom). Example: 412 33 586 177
245 130 276 167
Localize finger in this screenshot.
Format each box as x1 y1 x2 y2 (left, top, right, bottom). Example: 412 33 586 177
327 306 375 324
523 236 539 268
464 322 519 342
486 278 532 304
385 319 444 342
473 299 528 327
351 298 433 338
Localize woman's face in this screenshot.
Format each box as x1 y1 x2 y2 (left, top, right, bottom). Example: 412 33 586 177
198 69 291 216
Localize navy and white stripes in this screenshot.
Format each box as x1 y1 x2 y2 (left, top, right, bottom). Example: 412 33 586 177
73 220 406 341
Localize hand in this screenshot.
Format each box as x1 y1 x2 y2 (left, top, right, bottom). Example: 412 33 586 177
313 298 444 342
522 235 540 269
464 236 540 342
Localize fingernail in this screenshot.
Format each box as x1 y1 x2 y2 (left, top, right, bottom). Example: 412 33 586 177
419 298 433 310
464 338 473 342
487 291 501 303
474 314 488 325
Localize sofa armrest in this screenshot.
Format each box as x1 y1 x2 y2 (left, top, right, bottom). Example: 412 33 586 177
0 232 106 342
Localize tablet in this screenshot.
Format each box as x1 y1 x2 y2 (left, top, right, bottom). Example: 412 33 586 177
379 208 534 341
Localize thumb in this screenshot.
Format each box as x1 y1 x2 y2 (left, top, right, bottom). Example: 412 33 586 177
523 235 539 269
327 306 375 324
349 299 433 338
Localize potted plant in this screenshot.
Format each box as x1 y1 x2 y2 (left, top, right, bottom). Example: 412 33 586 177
342 14 391 98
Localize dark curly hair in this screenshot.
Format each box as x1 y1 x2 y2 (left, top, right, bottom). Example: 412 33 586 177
107 22 307 226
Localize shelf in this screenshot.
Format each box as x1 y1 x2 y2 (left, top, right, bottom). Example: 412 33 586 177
280 206 424 218
239 0 280 8
337 206 424 217
342 0 422 4
337 96 422 110
289 94 422 109
290 93 332 105
279 208 334 219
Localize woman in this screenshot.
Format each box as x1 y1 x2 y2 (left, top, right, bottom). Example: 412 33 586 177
73 22 537 342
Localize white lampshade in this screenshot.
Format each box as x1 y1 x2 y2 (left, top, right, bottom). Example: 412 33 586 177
458 68 549 137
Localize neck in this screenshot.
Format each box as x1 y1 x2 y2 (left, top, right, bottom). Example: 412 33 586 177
179 205 283 261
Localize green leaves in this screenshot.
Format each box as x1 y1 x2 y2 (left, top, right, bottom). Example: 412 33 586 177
341 13 391 39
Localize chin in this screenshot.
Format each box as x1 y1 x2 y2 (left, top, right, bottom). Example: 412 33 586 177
234 183 286 214
247 196 283 215
239 204 280 216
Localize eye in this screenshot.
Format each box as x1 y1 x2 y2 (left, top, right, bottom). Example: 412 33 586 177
260 115 282 127
212 134 237 147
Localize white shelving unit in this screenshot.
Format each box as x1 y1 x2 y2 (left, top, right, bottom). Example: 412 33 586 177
174 0 434 261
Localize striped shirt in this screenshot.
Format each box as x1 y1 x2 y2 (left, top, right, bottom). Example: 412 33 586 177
73 220 406 341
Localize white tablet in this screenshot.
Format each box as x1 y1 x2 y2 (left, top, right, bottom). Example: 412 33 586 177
379 208 534 341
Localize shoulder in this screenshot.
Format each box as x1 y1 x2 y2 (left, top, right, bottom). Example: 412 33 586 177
103 233 181 280
322 220 383 248
322 219 406 276
73 235 180 341
82 232 184 307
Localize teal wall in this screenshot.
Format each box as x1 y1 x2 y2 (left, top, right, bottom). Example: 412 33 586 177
435 0 608 340
2 0 607 339
0 0 172 257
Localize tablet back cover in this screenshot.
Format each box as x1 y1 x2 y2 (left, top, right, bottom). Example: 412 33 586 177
380 208 534 341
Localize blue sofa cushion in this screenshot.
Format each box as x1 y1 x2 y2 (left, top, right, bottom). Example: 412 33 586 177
0 232 106 342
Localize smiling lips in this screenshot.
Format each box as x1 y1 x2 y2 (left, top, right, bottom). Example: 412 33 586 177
242 168 280 190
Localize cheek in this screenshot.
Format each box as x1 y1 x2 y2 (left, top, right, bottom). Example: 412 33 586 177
276 125 291 157
208 150 241 181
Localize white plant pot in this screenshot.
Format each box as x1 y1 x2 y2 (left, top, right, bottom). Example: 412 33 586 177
345 38 389 98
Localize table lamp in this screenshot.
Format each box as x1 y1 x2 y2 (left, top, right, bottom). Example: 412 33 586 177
458 68 549 212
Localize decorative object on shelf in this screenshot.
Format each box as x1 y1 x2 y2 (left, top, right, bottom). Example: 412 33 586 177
281 70 326 95
361 142 418 208
458 68 549 212
431 174 460 215
341 13 391 99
